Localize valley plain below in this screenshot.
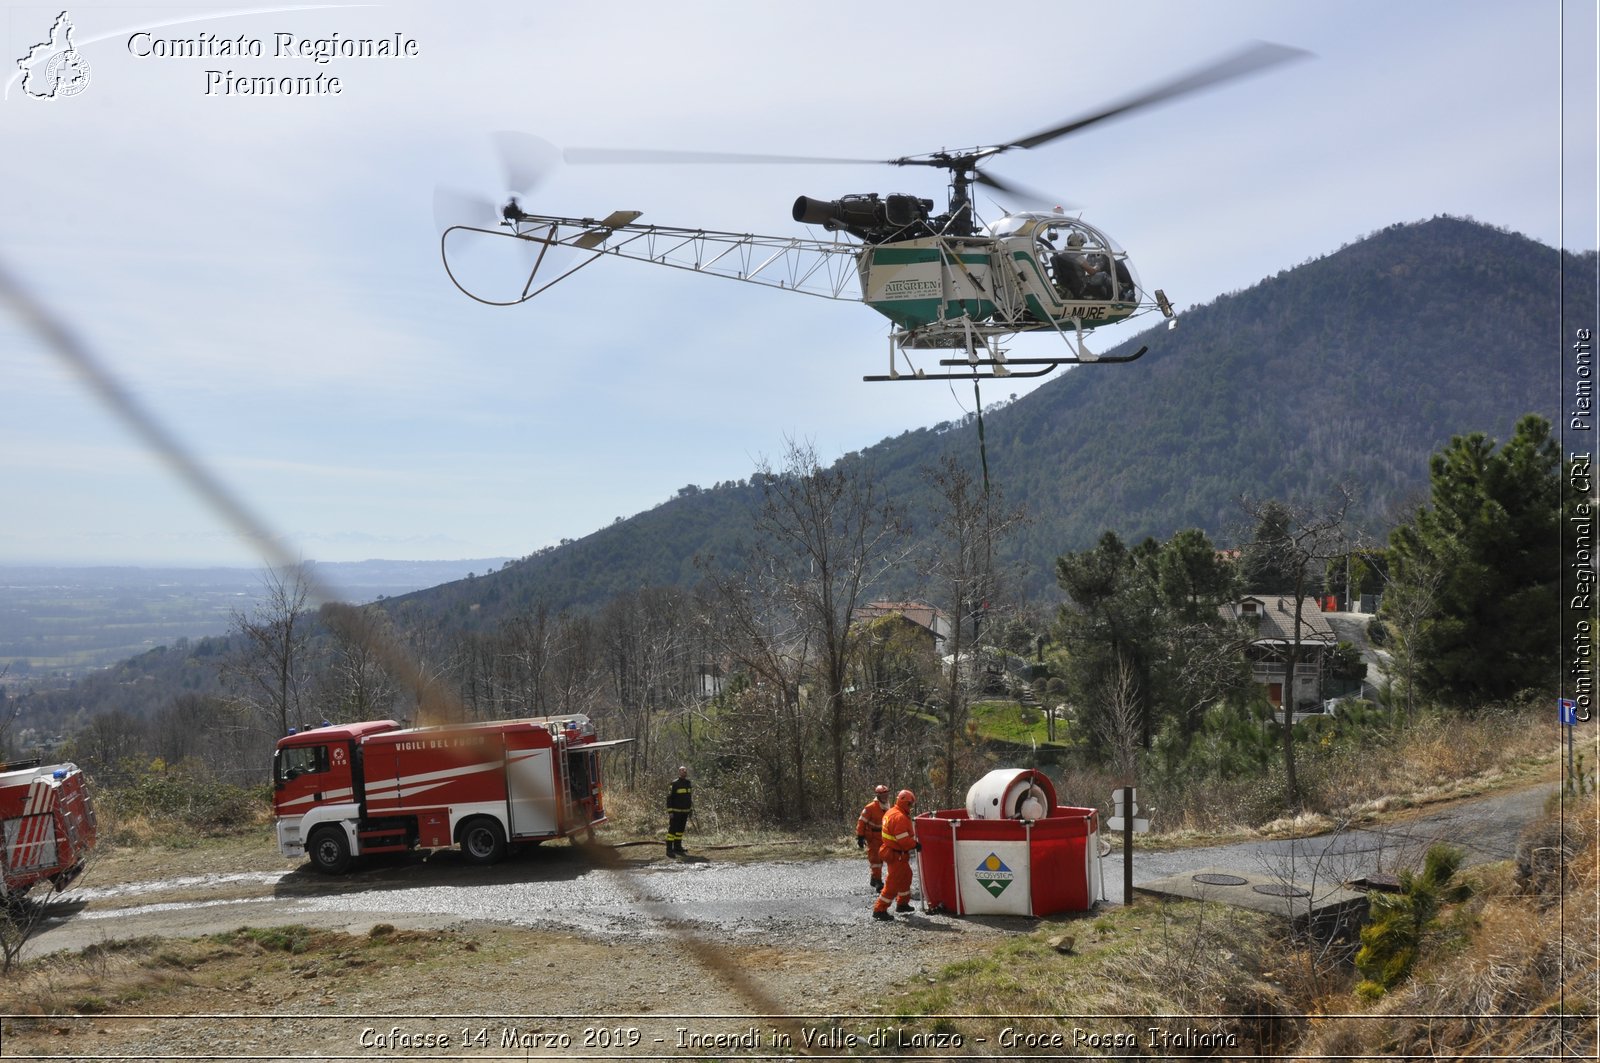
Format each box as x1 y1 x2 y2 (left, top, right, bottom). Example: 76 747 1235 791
0 560 509 679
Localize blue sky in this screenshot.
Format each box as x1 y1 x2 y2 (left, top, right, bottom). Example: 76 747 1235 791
1 0 1594 567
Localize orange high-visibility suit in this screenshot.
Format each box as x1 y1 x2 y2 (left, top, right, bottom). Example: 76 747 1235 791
873 794 918 914
856 797 887 890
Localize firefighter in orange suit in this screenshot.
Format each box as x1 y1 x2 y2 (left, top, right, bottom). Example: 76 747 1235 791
855 784 891 892
871 789 919 920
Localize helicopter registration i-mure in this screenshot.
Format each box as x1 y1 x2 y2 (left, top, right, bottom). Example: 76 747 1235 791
437 42 1307 383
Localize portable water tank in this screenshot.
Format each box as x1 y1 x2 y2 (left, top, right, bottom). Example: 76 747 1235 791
916 769 1101 916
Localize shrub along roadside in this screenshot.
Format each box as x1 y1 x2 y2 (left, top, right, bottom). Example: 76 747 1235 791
92 758 270 846
1139 695 1556 836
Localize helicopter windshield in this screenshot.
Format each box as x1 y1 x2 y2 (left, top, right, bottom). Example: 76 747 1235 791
990 212 1141 304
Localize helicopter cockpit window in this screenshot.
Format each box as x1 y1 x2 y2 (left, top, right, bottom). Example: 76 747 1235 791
985 215 1032 239
1037 223 1138 303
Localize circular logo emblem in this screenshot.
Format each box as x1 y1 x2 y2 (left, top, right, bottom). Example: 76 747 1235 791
44 49 91 97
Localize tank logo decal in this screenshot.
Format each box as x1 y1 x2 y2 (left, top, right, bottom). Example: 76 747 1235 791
975 852 1015 897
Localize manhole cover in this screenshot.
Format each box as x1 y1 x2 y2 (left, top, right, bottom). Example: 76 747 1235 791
1191 873 1249 886
1251 883 1310 898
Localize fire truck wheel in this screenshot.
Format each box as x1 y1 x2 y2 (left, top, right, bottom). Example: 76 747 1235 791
307 827 353 875
459 818 508 865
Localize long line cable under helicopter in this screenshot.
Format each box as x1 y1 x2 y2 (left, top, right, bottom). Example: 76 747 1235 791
945 361 998 599
971 373 992 497
931 235 997 501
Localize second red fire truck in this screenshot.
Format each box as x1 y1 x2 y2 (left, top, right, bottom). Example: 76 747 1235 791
0 759 97 899
273 714 626 873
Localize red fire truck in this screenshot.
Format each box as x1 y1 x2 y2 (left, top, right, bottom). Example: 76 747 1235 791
272 714 626 874
0 760 97 899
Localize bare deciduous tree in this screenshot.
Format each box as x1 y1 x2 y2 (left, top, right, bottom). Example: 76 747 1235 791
224 564 312 738
1095 653 1143 784
923 455 1026 808
505 605 557 716
149 693 262 781
731 439 908 818
316 603 401 723
548 612 603 719
602 587 701 786
1378 556 1444 721
1240 488 1358 810
703 574 817 820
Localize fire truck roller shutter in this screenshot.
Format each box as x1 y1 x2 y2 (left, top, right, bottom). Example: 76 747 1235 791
458 816 508 865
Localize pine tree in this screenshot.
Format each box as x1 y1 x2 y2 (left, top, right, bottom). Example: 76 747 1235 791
1388 415 1560 704
1354 844 1472 998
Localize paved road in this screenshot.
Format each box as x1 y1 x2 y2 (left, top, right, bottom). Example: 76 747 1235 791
26 781 1560 959
1109 779 1557 889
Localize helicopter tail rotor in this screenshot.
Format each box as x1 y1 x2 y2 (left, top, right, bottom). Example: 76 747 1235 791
491 131 561 202
432 185 500 233
434 132 562 232
434 132 566 303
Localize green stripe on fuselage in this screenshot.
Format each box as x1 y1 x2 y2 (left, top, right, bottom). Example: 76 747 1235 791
870 246 991 266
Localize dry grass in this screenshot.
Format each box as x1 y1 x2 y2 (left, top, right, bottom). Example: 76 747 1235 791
0 925 482 1024
1145 701 1558 839
1295 795 1600 1061
884 900 1301 1056
1311 704 1558 816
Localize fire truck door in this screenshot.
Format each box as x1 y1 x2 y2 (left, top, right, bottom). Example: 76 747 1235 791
562 749 591 826
506 748 557 837
561 739 631 826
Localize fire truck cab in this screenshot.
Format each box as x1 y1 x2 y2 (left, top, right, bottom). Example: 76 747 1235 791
273 714 625 874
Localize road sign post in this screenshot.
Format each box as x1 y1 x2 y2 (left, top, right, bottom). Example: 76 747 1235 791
1108 786 1150 905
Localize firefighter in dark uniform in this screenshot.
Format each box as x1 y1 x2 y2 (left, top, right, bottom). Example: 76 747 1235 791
665 765 693 857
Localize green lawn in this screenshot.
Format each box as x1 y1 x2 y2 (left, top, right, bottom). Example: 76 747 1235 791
969 699 1074 749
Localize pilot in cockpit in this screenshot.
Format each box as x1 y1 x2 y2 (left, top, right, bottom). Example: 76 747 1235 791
1060 233 1113 300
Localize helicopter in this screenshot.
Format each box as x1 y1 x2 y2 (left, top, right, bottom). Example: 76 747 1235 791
437 41 1307 382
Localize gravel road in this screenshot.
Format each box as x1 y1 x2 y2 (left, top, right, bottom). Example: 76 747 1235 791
29 781 1557 960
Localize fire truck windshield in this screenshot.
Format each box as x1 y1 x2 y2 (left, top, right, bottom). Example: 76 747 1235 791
276 744 328 782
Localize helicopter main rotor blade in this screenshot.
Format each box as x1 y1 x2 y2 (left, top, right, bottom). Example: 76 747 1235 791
1006 40 1310 151
974 168 1077 212
565 146 884 166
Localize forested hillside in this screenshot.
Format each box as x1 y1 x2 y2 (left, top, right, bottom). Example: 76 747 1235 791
389 215 1582 624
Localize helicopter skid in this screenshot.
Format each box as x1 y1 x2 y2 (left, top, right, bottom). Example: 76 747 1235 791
937 345 1149 368
864 342 1147 382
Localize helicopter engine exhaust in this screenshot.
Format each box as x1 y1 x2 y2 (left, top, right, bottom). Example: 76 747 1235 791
792 193 935 243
